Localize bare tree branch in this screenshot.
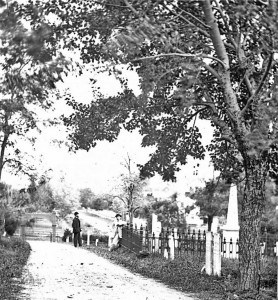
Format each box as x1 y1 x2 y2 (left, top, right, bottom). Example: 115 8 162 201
240 53 274 118
202 0 229 69
193 96 235 144
171 3 210 29
203 63 221 80
123 0 139 15
113 195 127 206
212 0 237 49
133 206 141 213
133 52 225 67
244 74 255 96
162 4 211 38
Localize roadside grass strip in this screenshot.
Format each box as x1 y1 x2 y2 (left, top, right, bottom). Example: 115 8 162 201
84 243 276 300
0 237 31 300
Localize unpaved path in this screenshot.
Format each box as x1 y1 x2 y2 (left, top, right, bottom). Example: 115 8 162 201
18 240 197 300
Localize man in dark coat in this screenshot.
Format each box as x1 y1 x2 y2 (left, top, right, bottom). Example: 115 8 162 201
72 212 82 247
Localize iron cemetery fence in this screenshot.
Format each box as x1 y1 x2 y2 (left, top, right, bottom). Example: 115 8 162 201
121 224 276 263
121 224 206 257
144 228 206 257
121 223 144 254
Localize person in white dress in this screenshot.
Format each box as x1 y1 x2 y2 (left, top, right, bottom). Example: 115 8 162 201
109 213 126 251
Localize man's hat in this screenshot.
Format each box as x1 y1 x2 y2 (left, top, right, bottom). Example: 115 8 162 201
115 213 122 218
74 212 79 216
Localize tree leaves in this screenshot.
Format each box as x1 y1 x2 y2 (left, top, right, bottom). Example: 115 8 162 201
0 1 71 179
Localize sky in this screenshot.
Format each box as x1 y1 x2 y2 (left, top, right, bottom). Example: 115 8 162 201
3 65 215 198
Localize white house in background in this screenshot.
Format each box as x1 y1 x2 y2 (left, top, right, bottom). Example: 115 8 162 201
176 193 206 230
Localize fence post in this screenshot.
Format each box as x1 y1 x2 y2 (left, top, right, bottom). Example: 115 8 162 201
152 232 156 253
20 224 26 241
177 229 181 256
51 212 57 242
145 228 149 252
87 231 91 246
169 235 175 260
160 228 165 254
206 231 213 275
140 225 144 251
213 233 221 276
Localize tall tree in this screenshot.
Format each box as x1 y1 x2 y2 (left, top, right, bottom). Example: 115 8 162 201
0 182 10 238
34 0 278 294
187 179 229 231
111 154 147 223
79 188 95 209
0 1 70 180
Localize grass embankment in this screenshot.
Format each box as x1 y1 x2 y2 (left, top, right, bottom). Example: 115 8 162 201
83 242 276 300
0 237 31 300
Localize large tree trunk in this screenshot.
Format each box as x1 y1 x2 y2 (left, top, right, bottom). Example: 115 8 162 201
239 158 267 293
0 204 4 239
0 130 9 181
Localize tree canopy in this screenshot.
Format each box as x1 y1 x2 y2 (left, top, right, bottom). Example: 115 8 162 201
0 0 70 180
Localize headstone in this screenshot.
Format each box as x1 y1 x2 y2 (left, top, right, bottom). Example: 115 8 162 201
173 228 178 247
222 184 239 258
151 213 158 232
163 248 168 259
211 217 219 233
152 213 162 252
168 235 175 260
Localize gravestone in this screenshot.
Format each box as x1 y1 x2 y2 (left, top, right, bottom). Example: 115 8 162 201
222 184 239 258
151 213 161 252
211 216 219 233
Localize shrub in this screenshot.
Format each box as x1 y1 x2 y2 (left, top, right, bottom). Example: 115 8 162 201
26 218 35 228
4 217 19 236
62 228 72 242
90 198 109 211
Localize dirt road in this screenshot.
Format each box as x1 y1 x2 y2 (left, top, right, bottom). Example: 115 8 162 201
18 240 197 300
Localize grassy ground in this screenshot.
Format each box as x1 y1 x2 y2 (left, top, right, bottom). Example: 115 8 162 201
0 237 31 300
83 242 276 300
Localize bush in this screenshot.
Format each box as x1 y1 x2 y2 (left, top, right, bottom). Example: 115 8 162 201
62 228 72 242
4 217 19 236
90 198 109 211
26 218 35 228
0 237 31 299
